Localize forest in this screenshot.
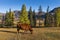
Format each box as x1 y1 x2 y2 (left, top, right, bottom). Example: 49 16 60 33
0 4 60 27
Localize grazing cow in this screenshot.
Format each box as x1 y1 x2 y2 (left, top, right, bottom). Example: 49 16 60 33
17 23 33 34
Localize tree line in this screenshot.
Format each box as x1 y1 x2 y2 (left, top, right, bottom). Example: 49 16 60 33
1 4 60 27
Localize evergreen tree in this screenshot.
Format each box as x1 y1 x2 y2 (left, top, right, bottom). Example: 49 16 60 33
49 14 54 27
38 5 42 27
9 9 14 26
28 6 34 26
1 14 5 27
19 4 30 24
54 11 57 27
5 11 9 26
45 6 50 27
5 9 14 26
33 10 36 27
55 8 60 27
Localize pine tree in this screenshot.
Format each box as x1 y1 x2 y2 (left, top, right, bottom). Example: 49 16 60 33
5 11 9 26
28 6 34 26
33 10 36 27
38 5 42 27
49 14 54 27
9 9 14 26
1 14 5 27
54 11 57 27
19 4 30 24
45 6 50 27
5 9 14 26
55 8 60 27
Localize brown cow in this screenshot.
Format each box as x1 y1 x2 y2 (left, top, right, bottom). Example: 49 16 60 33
17 23 33 34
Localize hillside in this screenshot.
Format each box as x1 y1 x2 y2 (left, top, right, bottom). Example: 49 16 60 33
49 7 60 14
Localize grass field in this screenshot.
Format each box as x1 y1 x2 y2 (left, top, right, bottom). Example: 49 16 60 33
0 27 60 40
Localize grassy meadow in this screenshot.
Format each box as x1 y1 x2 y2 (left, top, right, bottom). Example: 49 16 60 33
0 27 60 40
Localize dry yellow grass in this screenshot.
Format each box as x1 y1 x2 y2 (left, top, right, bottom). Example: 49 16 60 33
0 27 60 40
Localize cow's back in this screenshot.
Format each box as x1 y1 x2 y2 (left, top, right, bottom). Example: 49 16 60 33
17 23 33 31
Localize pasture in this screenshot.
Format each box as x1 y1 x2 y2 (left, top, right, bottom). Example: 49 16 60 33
0 27 60 40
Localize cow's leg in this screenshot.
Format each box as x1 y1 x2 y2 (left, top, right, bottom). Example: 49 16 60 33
17 25 19 40
17 28 20 33
29 28 33 34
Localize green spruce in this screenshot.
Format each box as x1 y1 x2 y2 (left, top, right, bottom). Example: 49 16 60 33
19 4 30 24
28 6 34 26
